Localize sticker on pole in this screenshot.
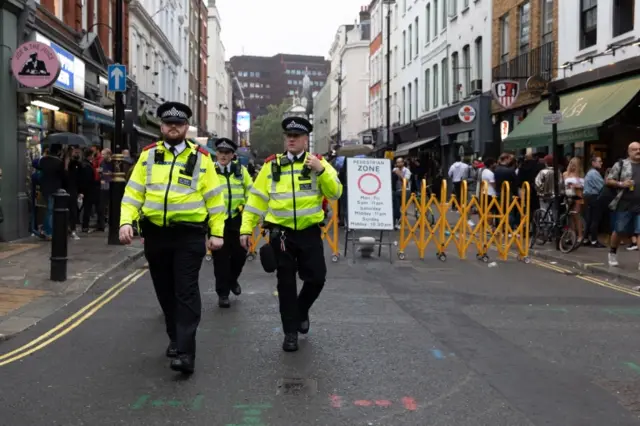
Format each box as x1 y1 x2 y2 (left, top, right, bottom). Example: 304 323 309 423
346 158 394 230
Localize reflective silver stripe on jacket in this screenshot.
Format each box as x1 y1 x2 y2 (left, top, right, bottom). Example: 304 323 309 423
271 190 320 200
244 205 266 216
249 186 269 202
146 183 196 195
190 150 203 190
268 205 322 217
143 200 205 211
145 147 157 184
203 186 224 201
122 195 143 209
208 205 226 215
126 180 145 193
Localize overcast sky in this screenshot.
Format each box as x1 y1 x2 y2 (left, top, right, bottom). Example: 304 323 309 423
216 0 370 59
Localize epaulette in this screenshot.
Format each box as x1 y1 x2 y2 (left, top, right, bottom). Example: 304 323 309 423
197 146 210 156
264 154 277 163
314 154 323 160
142 142 159 151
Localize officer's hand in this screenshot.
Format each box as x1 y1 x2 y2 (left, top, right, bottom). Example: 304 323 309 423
305 155 325 173
240 234 250 250
207 236 224 251
119 225 134 245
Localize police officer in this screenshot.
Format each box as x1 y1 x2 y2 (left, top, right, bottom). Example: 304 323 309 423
239 116 342 352
212 137 253 308
119 101 226 374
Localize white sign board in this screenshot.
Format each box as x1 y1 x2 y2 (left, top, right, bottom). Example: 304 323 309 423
346 158 394 230
543 112 563 125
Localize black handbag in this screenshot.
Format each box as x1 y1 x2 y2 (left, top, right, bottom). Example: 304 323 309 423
597 159 623 207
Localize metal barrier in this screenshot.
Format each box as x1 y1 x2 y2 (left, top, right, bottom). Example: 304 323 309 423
397 178 530 263
245 199 341 263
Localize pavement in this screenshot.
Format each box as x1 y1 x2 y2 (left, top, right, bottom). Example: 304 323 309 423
3 241 640 425
0 232 144 341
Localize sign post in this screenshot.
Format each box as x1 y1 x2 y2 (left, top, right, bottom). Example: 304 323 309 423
345 158 394 262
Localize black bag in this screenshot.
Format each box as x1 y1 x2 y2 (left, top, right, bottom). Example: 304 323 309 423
259 243 277 273
597 159 623 208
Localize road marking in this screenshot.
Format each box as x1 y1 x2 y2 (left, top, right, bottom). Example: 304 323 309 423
0 268 147 367
577 275 640 298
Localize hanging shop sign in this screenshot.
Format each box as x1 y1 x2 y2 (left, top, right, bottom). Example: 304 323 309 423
458 105 476 123
491 80 520 109
11 41 61 88
35 33 86 97
500 120 510 140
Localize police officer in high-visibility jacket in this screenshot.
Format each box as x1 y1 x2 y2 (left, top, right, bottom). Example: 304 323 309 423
119 101 226 375
239 116 342 352
211 137 253 308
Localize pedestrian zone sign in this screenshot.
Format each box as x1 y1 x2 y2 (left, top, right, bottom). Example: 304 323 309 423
346 158 394 231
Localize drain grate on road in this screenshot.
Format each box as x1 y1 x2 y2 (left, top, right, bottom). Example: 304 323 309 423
276 378 318 396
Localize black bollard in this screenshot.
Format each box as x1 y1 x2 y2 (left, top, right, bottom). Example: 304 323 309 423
50 189 70 282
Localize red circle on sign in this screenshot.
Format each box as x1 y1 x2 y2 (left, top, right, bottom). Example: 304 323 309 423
357 173 382 195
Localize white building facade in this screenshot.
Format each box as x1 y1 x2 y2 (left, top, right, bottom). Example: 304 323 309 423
312 82 333 154
128 0 188 107
328 18 371 144
206 1 233 137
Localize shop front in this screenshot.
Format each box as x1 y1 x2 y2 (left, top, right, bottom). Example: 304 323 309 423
503 74 640 166
439 95 493 170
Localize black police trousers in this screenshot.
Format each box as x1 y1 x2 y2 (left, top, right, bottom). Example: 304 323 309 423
142 222 206 357
212 214 247 297
271 224 326 333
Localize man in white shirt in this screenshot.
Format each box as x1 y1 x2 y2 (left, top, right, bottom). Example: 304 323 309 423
393 157 411 229
481 158 497 197
448 158 470 211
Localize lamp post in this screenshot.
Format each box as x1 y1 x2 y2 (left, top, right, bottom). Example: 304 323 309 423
107 0 126 245
383 0 395 151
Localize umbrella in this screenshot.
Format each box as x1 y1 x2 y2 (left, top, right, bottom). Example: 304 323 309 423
41 132 91 147
336 144 374 157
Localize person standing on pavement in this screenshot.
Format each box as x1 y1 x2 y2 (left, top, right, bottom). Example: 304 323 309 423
239 116 342 353
211 137 253 308
605 142 640 267
448 158 470 211
392 157 411 229
119 101 227 374
583 156 605 247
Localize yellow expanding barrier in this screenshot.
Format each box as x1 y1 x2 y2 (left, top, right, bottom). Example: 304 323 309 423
397 178 530 263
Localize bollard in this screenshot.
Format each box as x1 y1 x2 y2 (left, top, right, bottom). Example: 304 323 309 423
50 189 70 282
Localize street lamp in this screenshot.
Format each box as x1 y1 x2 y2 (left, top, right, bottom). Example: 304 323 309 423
383 0 395 151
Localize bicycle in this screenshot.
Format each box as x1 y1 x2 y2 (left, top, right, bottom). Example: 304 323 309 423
530 196 582 253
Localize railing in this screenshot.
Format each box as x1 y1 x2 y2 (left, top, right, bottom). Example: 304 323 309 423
492 41 555 81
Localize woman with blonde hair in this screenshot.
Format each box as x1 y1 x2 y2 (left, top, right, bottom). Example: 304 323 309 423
563 157 585 243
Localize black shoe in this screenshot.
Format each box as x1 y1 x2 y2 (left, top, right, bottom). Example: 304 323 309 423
165 342 178 358
298 318 310 334
218 296 230 308
231 283 242 296
170 354 195 374
282 332 299 352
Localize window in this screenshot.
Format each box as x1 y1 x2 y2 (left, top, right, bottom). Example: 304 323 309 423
414 17 419 56
433 64 438 108
500 13 509 63
580 0 597 49
434 0 438 34
425 4 431 43
441 58 448 105
408 25 412 59
402 31 406 66
463 0 469 8
54 0 63 19
402 87 406 123
519 2 530 53
414 77 419 116
394 46 398 74
82 0 88 30
541 0 553 44
451 52 459 102
424 69 430 111
474 37 482 80
442 0 447 29
613 0 634 37
462 45 471 97
408 83 412 120
449 0 457 16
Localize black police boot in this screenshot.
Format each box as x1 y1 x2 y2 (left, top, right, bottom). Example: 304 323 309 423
218 296 231 308
231 282 242 296
298 317 310 334
165 342 178 358
282 332 299 352
170 354 195 374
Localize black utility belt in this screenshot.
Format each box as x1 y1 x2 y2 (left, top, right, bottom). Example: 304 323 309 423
140 218 207 233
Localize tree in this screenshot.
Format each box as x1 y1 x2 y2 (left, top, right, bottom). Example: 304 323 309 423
249 99 292 159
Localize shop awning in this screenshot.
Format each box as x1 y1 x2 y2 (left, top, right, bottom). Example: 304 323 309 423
395 136 439 156
83 102 114 127
134 125 159 139
504 74 640 149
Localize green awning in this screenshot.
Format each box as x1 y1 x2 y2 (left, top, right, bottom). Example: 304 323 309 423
504 74 640 149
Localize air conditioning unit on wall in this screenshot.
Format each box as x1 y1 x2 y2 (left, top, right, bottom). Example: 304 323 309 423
470 79 482 95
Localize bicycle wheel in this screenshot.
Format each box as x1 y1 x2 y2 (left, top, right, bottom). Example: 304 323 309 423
559 228 578 253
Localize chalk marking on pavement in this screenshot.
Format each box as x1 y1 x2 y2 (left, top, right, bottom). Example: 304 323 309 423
431 349 445 359
131 395 150 409
625 362 640 374
603 307 640 316
0 269 147 367
577 275 640 298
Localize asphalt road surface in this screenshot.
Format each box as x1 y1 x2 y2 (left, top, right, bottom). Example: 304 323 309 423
2 249 640 426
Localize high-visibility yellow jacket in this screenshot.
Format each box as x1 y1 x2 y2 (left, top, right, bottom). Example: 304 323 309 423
240 152 342 234
215 160 253 219
120 140 226 236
